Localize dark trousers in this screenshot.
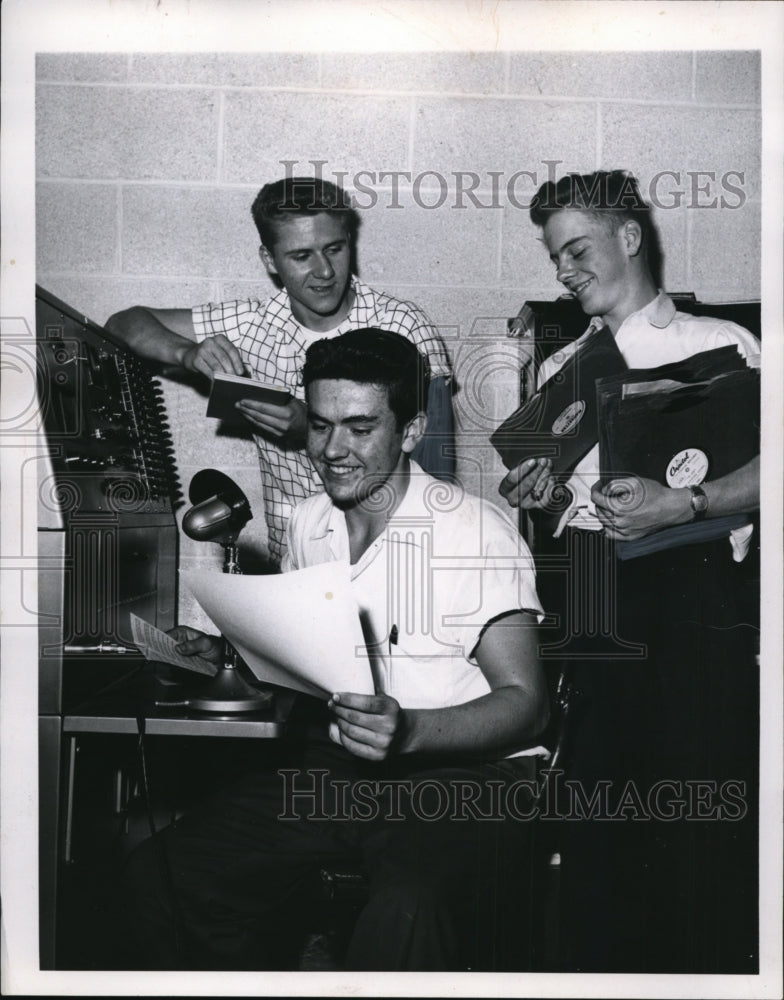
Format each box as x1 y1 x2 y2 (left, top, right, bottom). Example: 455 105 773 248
536 528 759 973
122 723 540 971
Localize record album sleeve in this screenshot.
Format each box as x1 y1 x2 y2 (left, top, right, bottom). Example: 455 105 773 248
596 350 759 558
491 324 628 475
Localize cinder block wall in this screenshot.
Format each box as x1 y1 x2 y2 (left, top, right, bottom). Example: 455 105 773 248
35 51 761 624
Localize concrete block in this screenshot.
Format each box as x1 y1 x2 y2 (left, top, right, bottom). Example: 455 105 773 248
355 189 500 286
690 203 761 301
174 550 224 632
500 205 563 292
601 104 761 201
36 182 117 274
413 97 596 195
456 448 512 507
33 277 214 334
694 51 761 105
652 205 688 292
509 51 692 102
170 440 261 490
452 334 524 438
217 278 279 304
36 85 219 180
36 53 129 82
222 91 411 184
176 401 261 468
129 52 319 87
97 279 216 323
380 284 529 344
156 377 207 457
176 549 224 574
121 186 261 280
320 52 506 94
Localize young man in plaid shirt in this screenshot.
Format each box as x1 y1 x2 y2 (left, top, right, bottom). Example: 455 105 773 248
106 177 454 562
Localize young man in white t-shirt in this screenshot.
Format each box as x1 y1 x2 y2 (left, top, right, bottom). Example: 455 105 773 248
123 331 548 972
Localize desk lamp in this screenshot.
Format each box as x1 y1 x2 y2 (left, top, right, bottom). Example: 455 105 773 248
181 469 272 713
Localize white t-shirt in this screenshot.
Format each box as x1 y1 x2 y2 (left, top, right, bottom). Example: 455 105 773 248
283 464 546 754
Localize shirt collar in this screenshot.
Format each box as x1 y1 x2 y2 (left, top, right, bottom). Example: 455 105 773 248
272 274 362 338
589 291 676 335
611 291 676 332
307 461 431 544
347 276 375 323
640 291 677 329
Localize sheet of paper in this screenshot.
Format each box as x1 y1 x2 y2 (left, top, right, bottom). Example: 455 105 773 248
129 613 217 676
180 561 374 700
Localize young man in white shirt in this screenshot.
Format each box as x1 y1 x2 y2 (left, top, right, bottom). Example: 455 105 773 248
499 170 760 974
123 330 547 972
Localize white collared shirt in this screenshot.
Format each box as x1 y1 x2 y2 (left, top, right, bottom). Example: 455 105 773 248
536 293 760 559
283 464 544 720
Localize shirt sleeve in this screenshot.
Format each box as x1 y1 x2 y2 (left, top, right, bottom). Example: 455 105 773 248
437 502 544 659
191 299 264 345
377 297 454 379
713 321 761 362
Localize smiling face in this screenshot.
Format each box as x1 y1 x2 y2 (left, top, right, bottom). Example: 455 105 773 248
543 209 650 333
260 212 352 331
306 380 423 511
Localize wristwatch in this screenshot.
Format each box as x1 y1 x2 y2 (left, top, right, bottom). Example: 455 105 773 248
688 484 709 521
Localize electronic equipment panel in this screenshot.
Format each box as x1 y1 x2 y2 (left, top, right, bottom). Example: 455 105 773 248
36 285 183 714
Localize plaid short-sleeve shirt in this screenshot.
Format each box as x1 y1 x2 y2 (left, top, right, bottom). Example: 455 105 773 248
192 277 453 562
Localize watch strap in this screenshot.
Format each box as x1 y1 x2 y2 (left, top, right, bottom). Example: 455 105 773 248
688 484 708 521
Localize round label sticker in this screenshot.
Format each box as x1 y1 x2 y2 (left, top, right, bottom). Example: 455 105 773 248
552 400 586 436
666 448 709 488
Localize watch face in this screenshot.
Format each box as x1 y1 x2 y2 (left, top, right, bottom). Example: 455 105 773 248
691 489 708 515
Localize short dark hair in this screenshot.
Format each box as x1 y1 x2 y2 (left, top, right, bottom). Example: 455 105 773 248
530 169 652 246
250 177 359 249
302 328 430 428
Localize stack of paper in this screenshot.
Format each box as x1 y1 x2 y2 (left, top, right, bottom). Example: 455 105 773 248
180 561 375 699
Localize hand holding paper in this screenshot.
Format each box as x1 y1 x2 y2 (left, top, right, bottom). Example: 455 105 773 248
129 613 218 676
328 691 402 761
235 395 307 444
180 561 375 700
169 626 223 665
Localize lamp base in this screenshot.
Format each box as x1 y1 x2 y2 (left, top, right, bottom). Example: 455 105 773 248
188 666 274 713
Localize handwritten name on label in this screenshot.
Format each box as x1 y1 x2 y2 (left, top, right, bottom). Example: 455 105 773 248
666 448 709 488
552 400 585 436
